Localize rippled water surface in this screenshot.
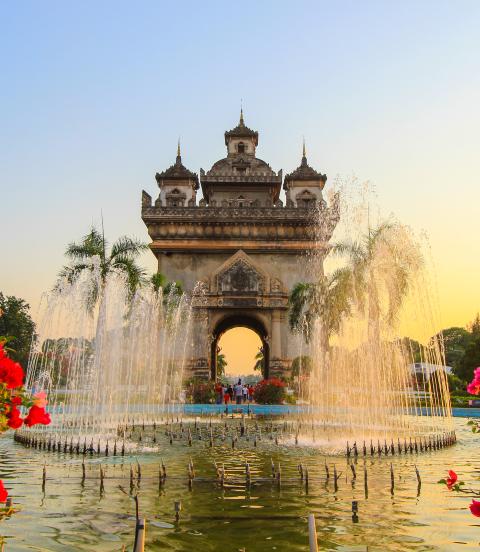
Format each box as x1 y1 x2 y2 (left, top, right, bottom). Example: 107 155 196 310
1 416 479 551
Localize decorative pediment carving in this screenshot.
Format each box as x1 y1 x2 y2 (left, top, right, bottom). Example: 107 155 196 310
211 250 269 295
218 259 264 295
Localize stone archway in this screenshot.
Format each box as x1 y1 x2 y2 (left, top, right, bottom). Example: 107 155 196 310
210 314 270 381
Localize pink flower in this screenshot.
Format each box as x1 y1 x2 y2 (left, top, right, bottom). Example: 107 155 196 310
467 370 480 396
467 381 480 395
33 391 47 408
469 499 480 517
446 470 458 489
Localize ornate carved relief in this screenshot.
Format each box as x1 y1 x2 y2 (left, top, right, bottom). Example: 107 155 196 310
218 260 264 295
210 251 269 294
270 278 284 294
192 251 288 312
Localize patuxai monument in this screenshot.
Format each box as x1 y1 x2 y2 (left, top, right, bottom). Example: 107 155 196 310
141 111 340 379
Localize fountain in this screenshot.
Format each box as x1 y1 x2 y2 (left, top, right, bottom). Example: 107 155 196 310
294 188 454 451
23 259 192 451
18 190 454 457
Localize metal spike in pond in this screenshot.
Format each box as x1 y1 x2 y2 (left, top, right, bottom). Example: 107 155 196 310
364 465 368 498
390 463 394 494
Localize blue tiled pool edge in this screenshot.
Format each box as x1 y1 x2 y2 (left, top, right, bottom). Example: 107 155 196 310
176 404 480 418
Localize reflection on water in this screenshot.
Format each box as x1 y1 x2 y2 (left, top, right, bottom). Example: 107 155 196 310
1 417 479 551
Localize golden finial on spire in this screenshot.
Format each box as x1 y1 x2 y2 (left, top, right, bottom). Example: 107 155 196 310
177 138 181 158
240 99 244 125
302 137 306 158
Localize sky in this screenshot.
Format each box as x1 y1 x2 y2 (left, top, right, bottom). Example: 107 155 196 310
1 1 480 367
218 328 262 376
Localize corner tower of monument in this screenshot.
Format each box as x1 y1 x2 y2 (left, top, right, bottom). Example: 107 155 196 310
141 113 339 380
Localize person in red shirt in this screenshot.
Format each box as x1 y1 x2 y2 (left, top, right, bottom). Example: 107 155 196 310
215 382 223 404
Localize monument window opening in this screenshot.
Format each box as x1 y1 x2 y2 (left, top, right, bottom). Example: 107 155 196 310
237 142 246 153
215 326 264 383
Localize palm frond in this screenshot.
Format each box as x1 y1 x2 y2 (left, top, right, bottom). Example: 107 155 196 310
65 227 105 260
150 272 168 293
57 264 91 285
330 240 364 262
110 236 148 260
112 257 147 298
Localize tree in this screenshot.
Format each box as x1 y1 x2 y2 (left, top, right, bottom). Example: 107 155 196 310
39 337 94 387
397 337 422 363
0 293 36 367
430 327 472 376
289 267 352 348
150 272 183 306
468 313 480 338
216 350 227 378
290 356 313 378
254 348 265 374
457 336 480 383
332 222 420 336
447 373 469 396
59 226 148 307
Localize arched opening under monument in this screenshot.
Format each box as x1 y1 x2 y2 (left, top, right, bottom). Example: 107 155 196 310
211 315 269 381
218 328 262 381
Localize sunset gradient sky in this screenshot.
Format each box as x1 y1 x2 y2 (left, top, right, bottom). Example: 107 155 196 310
1 1 479 372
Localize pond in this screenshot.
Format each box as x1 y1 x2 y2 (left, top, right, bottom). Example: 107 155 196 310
0 415 479 551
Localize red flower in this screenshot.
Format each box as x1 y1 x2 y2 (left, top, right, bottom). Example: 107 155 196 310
469 499 480 517
10 396 22 406
0 356 24 389
0 480 7 503
256 378 286 388
7 404 23 429
446 470 458 488
23 405 51 427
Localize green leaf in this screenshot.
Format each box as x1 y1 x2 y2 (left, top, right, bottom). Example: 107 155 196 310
467 420 475 425
437 479 446 484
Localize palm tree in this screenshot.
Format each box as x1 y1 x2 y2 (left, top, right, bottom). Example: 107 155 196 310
332 221 421 339
216 350 228 378
58 226 148 306
254 348 264 374
150 272 183 307
289 267 353 349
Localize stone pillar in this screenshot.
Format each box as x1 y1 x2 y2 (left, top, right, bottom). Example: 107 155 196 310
189 307 210 380
271 310 282 359
269 310 285 378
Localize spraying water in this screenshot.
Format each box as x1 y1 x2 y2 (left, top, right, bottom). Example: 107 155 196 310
294 182 454 451
22 181 454 456
25 258 192 448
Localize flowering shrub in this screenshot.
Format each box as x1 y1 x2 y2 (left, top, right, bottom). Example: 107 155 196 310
0 340 51 431
0 338 51 505
466 368 480 433
253 378 286 404
186 379 216 404
467 367 480 395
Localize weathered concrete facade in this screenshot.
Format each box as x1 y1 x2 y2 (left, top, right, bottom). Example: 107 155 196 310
142 112 339 379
